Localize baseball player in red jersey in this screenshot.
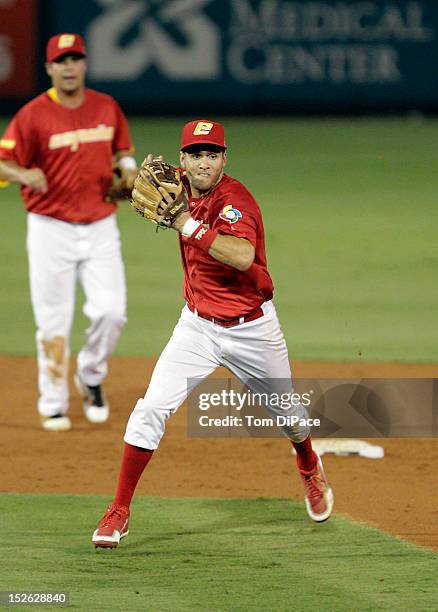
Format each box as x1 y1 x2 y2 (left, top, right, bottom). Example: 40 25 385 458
0 34 137 431
92 120 333 548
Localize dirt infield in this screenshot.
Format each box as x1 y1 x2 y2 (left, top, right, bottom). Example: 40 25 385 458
1 356 437 550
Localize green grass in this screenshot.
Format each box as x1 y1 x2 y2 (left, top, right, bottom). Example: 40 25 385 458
1 117 438 361
1 494 437 611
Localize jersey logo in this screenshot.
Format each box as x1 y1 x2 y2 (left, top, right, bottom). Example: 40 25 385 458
48 124 114 152
193 121 213 136
219 204 242 224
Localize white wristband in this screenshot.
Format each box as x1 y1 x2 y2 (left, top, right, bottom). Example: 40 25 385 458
181 217 202 237
117 156 137 170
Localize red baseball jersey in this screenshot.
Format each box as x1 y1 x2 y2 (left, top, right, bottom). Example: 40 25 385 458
180 174 274 318
0 88 132 223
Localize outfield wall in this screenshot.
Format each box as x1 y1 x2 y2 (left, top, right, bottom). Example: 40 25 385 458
1 0 438 114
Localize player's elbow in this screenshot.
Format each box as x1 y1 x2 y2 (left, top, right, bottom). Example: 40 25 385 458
235 243 255 272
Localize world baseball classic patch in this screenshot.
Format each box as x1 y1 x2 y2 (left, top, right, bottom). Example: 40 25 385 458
219 204 242 224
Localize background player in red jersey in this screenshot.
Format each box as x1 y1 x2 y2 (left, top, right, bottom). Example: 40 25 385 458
0 34 137 431
91 120 334 548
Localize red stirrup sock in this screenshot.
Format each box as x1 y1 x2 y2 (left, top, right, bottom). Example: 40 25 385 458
292 436 318 472
114 442 154 508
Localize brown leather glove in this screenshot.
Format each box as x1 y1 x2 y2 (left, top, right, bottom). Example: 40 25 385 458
131 157 188 228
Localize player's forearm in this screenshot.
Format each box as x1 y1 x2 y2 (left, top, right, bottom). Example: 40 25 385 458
208 234 255 271
0 160 47 193
174 213 255 271
0 160 26 183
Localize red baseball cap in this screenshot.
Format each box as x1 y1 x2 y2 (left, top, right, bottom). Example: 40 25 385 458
46 33 86 63
181 120 226 151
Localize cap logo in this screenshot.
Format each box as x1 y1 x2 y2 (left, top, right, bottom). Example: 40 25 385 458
58 34 75 49
193 122 213 136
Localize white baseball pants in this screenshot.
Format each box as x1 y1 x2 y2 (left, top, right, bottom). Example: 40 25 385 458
26 212 126 417
125 300 310 449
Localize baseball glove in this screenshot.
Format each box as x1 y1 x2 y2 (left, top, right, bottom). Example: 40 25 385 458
131 158 188 228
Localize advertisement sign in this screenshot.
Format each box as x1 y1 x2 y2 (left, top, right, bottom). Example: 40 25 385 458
47 0 438 112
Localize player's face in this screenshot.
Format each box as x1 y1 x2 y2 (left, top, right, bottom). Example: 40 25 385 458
180 149 227 195
45 54 86 94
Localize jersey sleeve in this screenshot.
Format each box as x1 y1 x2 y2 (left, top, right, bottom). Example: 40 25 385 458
211 183 259 247
112 100 133 154
0 108 35 166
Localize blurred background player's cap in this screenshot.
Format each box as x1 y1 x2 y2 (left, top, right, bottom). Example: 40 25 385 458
181 120 226 151
46 33 86 63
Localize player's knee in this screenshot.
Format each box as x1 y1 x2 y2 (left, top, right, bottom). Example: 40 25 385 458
124 398 170 450
96 302 126 329
110 309 127 329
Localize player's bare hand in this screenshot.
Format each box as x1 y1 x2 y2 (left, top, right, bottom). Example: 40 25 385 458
120 168 138 191
21 168 48 193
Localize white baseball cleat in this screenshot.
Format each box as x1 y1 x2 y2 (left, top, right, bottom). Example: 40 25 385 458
41 414 72 432
299 453 334 522
74 373 109 423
